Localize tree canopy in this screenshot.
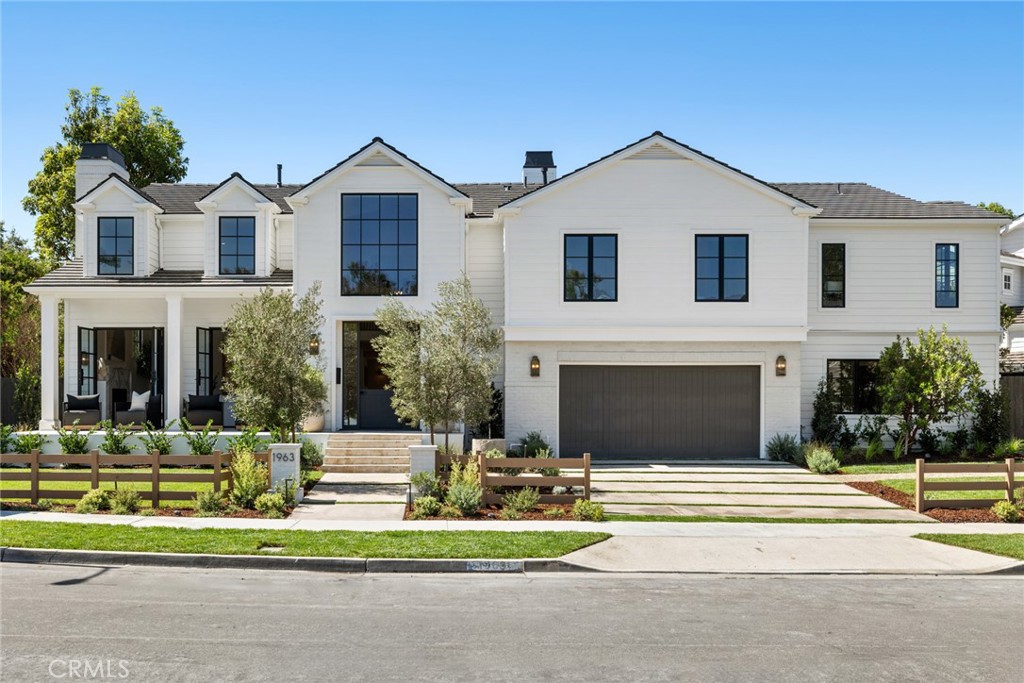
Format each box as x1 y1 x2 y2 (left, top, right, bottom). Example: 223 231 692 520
22 87 188 265
222 283 328 442
977 201 1016 219
0 222 47 377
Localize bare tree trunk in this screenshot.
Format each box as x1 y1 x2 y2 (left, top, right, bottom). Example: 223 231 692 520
444 420 450 453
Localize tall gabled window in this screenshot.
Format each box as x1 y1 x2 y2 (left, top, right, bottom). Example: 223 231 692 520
98 217 134 275
695 234 748 302
827 359 880 414
219 217 256 275
935 243 959 308
821 243 845 308
342 194 418 296
564 234 617 301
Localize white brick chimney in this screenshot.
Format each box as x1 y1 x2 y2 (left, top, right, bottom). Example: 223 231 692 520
75 143 129 200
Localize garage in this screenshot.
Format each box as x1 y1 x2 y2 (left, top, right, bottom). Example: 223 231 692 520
558 365 760 459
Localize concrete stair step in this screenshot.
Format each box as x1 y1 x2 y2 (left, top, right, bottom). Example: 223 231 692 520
324 456 410 466
322 464 410 474
324 447 411 456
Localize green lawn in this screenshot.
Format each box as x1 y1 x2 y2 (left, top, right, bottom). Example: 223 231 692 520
880 477 1022 501
0 521 609 559
914 533 1024 561
606 514 903 524
0 467 217 508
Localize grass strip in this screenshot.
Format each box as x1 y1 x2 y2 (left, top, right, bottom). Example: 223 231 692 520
913 533 1024 561
880 478 1022 501
839 462 1002 475
606 514 905 524
0 521 609 559
597 501 890 509
593 489 863 495
0 467 216 509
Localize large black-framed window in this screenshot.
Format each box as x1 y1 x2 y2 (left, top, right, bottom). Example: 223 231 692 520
822 243 845 308
695 234 748 301
935 243 959 308
98 217 134 275
564 234 617 301
219 217 256 275
342 194 418 296
827 359 880 414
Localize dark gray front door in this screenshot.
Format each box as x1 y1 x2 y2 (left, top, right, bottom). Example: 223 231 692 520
559 365 760 459
357 337 406 430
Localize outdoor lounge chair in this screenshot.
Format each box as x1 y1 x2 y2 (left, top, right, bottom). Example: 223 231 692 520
62 393 101 428
114 392 163 427
185 394 223 427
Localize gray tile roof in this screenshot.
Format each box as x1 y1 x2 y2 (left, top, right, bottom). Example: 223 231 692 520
29 258 292 288
453 183 541 217
141 183 303 214
769 183 1004 219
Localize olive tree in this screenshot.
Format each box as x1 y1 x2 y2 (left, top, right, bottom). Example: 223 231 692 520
877 326 984 454
373 276 503 449
222 282 327 442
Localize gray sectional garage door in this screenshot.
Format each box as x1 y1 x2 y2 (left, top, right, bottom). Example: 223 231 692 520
559 365 760 460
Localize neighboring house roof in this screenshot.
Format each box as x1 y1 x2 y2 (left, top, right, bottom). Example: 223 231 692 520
455 183 541 217
769 183 1005 220
28 258 293 287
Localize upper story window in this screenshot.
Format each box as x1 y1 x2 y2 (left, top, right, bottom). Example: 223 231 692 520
564 234 617 301
695 234 748 302
219 217 256 275
98 217 134 275
935 243 959 308
821 243 845 308
827 359 880 414
342 194 418 296
1003 268 1013 293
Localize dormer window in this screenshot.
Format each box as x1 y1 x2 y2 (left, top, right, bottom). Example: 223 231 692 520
219 217 256 275
98 217 134 275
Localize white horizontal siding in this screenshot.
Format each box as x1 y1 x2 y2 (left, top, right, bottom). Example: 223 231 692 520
467 221 505 384
277 218 293 270
160 220 204 270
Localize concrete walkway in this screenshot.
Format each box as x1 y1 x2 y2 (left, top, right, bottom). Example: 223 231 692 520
290 475 409 521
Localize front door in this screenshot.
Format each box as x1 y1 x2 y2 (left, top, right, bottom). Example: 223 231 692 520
339 321 410 431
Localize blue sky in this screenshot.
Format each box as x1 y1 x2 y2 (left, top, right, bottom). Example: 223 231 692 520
2 2 1022 241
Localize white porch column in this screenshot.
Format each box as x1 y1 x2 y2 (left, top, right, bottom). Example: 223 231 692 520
38 295 60 429
165 294 183 428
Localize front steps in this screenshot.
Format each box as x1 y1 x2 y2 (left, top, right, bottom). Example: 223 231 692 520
321 433 424 474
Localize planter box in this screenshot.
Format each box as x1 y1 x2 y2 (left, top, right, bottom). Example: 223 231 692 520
472 438 506 454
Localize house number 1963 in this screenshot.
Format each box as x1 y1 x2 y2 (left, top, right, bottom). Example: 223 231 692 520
273 452 296 462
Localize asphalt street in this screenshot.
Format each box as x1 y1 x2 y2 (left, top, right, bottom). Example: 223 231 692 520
1 563 1021 683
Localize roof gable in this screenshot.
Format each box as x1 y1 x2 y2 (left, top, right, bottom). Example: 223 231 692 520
74 173 161 208
197 172 275 207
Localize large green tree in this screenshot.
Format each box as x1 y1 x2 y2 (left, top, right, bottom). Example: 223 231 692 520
877 326 985 455
977 201 1016 219
0 222 47 377
373 276 503 449
221 283 328 442
22 87 189 265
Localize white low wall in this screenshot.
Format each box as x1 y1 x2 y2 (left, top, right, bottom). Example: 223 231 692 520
9 430 331 457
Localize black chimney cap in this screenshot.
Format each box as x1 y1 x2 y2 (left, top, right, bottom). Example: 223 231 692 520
79 143 125 169
524 151 555 168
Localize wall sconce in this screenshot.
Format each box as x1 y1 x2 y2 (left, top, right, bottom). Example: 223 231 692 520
530 356 540 377
80 352 89 367
308 336 320 356
775 355 787 377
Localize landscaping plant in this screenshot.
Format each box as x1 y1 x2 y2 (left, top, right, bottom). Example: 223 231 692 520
532 447 561 476
410 471 442 498
521 431 550 458
57 421 96 454
179 418 222 456
254 492 286 518
503 487 540 515
991 500 1022 523
438 504 461 519
139 421 176 455
111 486 142 515
864 439 885 462
11 431 47 454
445 458 482 516
993 438 1024 459
228 449 269 509
971 386 1009 456
300 437 323 469
765 433 801 462
804 443 841 474
572 499 605 522
543 508 566 518
410 495 442 519
36 499 54 511
226 427 268 455
0 424 13 453
99 420 134 455
194 490 225 517
75 488 110 514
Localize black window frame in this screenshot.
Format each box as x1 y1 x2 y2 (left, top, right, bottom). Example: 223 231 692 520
341 193 418 296
935 243 959 308
563 234 618 302
695 234 749 302
97 217 134 276
821 243 846 308
827 359 881 415
218 216 256 275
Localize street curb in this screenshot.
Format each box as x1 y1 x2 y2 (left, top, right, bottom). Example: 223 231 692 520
0 547 588 574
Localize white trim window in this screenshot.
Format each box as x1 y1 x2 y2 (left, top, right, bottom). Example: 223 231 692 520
1003 268 1013 293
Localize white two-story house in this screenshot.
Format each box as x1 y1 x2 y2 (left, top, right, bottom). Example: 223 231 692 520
27 134 1009 459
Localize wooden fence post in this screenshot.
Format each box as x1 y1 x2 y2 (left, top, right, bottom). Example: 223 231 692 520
29 449 40 504
223 451 234 494
90 449 100 490
478 452 487 491
915 458 925 513
151 450 161 508
583 453 591 501
212 449 222 493
1007 457 1017 503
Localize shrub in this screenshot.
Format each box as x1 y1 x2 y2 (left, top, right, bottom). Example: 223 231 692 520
972 386 1009 455
139 421 176 455
917 427 942 458
11 431 47 454
991 500 1022 523
445 458 482 516
57 421 96 454
14 362 41 426
229 449 269 509
503 486 540 514
179 418 222 456
572 499 605 522
865 439 885 462
75 488 110 514
532 447 561 476
438 504 461 519
0 424 13 453
411 495 441 519
99 421 134 455
275 482 298 508
36 498 54 511
226 428 268 455
194 490 225 516
994 439 1024 459
111 486 142 515
500 508 523 520
766 433 801 462
255 492 286 518
410 471 442 498
300 437 323 469
438 443 464 456
521 431 550 458
543 507 566 518
804 443 841 474
811 378 845 447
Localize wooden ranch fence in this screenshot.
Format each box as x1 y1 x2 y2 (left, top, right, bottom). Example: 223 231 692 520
914 457 1024 513
0 449 271 508
436 452 591 505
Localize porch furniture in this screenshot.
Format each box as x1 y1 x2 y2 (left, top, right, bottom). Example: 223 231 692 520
185 394 223 427
114 392 163 427
62 393 101 428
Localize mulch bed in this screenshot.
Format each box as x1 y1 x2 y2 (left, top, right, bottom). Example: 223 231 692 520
846 481 1007 523
0 501 281 519
404 503 575 521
